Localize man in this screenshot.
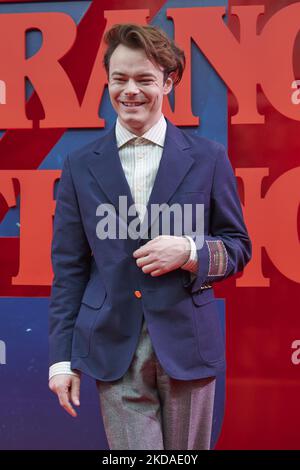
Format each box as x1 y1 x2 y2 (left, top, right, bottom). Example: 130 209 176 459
48 23 252 450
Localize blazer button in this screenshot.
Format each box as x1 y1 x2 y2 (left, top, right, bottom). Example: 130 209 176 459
134 290 142 298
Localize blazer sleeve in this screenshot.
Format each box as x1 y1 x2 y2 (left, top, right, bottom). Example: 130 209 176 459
49 154 92 366
182 143 252 294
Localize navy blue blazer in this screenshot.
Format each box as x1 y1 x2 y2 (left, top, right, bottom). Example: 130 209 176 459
49 118 252 381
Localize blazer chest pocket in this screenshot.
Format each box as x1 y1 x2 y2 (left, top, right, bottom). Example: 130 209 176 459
72 279 107 357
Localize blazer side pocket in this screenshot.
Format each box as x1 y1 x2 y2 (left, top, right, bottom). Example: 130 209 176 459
72 281 107 357
191 299 225 364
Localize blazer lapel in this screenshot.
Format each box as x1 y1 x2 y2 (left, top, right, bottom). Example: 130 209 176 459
87 124 138 230
138 119 194 239
86 119 194 241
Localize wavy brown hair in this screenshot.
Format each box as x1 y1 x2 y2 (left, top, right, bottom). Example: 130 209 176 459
103 23 185 87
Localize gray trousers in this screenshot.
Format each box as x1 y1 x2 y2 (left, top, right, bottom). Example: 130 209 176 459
95 316 216 450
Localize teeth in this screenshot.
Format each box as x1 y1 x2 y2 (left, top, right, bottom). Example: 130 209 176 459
122 102 143 107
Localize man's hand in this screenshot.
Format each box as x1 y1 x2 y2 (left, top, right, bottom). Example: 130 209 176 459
133 235 190 276
49 374 81 418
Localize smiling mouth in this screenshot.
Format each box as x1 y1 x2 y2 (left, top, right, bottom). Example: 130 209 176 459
120 101 146 107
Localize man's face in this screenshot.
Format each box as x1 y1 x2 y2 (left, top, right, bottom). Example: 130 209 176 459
108 44 173 135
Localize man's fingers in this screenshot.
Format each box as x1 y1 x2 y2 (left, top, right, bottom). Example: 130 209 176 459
141 263 160 274
133 246 149 258
136 255 152 268
70 376 81 407
133 238 158 258
57 387 77 417
49 374 81 417
150 269 163 276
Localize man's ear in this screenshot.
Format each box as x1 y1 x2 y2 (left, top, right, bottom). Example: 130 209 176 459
163 74 174 95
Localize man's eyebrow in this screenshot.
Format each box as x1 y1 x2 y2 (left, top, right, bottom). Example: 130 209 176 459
135 73 156 78
111 71 156 78
111 72 126 76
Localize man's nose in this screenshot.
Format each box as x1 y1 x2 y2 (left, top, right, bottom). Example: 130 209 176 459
124 78 139 95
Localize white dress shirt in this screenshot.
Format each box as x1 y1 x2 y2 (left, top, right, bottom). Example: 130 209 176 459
49 114 198 380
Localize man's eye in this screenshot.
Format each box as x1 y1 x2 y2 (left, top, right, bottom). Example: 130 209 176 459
139 80 152 85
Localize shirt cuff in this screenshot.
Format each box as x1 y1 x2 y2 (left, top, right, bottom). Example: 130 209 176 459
49 361 80 380
181 235 198 274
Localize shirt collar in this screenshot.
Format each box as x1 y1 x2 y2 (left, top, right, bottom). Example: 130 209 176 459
115 114 167 149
